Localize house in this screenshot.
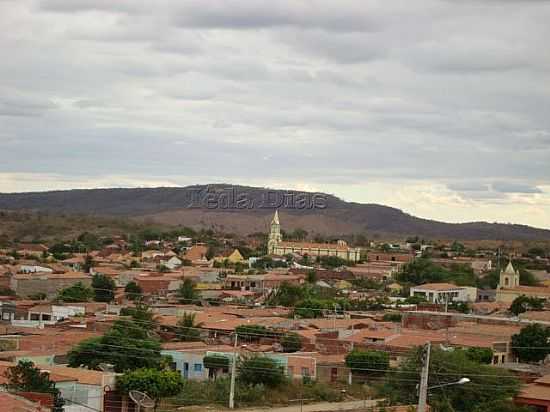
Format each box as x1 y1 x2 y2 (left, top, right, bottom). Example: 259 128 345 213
154 255 183 270
214 249 245 264
366 252 414 263
410 283 476 304
184 245 209 265
10 272 93 300
18 265 53 274
16 244 48 257
37 364 116 412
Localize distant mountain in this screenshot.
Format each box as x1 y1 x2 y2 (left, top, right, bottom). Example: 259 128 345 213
1 184 549 240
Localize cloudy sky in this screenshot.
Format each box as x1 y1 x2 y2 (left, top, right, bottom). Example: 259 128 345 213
1 0 550 228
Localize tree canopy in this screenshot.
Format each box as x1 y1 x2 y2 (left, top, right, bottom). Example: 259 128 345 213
238 356 285 387
345 349 389 376
117 368 184 408
4 360 65 412
509 295 545 316
176 312 203 342
280 333 302 353
176 278 200 303
56 281 93 302
124 281 143 301
68 317 162 372
92 273 116 302
398 258 476 286
382 346 521 412
512 324 550 362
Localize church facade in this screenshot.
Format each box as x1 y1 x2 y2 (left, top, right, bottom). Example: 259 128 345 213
496 261 550 303
267 210 362 262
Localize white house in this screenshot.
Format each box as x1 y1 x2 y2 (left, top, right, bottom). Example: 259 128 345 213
410 283 476 304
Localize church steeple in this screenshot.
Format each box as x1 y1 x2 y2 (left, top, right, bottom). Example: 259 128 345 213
272 209 280 225
498 260 519 289
267 210 282 254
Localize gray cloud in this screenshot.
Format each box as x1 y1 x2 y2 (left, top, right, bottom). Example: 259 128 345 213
492 182 543 194
1 0 549 227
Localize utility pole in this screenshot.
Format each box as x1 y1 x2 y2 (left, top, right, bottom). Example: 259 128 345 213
229 333 238 409
418 342 431 412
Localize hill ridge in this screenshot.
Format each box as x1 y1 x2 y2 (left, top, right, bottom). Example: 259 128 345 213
0 185 548 241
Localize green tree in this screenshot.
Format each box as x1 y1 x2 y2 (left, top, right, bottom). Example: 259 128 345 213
83 254 95 272
4 360 65 412
519 268 540 286
280 333 302 353
464 347 493 364
345 349 389 377
382 346 521 412
92 273 115 302
473 400 532 412
511 324 550 362
238 356 285 387
267 282 307 306
117 368 184 409
306 270 317 284
293 298 331 318
318 255 351 269
120 302 158 330
509 295 545 316
203 355 230 379
68 319 162 372
57 281 93 302
176 312 203 342
124 281 143 301
176 278 199 303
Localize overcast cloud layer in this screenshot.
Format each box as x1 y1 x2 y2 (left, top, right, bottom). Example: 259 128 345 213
1 0 549 228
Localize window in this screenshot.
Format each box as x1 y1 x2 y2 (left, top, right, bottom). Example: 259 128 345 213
287 366 294 376
301 367 310 377
194 363 203 372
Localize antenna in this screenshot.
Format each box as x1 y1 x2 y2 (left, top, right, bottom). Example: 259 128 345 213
129 390 155 412
98 363 114 372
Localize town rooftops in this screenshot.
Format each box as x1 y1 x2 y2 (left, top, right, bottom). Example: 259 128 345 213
17 243 48 252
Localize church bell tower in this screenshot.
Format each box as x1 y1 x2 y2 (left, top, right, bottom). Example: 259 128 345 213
267 210 282 254
498 261 519 289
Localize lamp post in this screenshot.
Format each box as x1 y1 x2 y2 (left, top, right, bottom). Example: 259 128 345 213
418 377 470 411
428 377 470 391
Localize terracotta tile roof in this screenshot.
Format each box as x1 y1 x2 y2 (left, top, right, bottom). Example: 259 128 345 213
162 341 208 350
517 382 550 401
0 392 46 412
37 365 108 386
17 244 48 252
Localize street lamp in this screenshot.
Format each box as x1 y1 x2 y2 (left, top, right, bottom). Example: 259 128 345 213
428 377 470 391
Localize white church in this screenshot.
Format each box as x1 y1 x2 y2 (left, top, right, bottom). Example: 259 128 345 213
267 210 362 262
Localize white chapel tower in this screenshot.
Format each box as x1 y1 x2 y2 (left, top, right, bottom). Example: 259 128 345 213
498 261 520 289
267 210 283 254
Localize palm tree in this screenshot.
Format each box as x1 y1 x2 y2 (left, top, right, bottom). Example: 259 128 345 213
176 312 204 341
